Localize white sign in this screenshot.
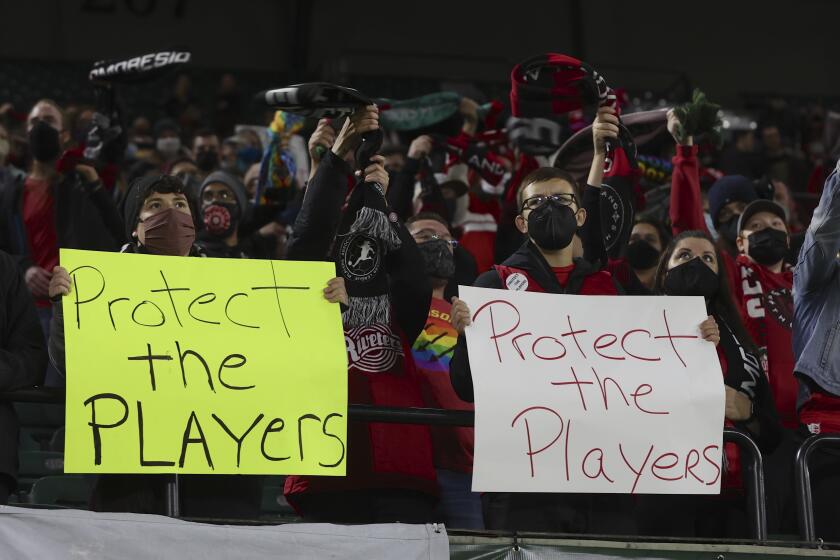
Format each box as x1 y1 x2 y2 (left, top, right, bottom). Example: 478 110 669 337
461 288 725 494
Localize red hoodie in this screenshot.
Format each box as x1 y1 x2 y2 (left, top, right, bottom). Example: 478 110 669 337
670 144 798 429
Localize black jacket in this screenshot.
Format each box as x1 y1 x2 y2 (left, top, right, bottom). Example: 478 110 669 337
288 151 431 343
449 241 620 402
0 170 125 274
0 250 47 481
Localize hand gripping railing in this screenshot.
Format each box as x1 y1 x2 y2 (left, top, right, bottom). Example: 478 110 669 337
795 433 840 543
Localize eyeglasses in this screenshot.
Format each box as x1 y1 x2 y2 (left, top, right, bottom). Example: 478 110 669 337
521 193 578 212
412 230 458 248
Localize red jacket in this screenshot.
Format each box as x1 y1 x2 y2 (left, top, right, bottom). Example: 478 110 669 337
670 144 798 429
284 322 437 502
448 242 620 403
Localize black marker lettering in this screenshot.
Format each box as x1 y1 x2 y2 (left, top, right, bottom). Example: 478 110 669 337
187 292 220 325
83 393 128 466
260 418 290 461
217 354 253 390
137 400 175 467
178 411 213 469
212 413 263 467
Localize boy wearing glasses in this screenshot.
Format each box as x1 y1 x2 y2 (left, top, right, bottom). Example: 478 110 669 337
448 167 626 533
406 212 483 529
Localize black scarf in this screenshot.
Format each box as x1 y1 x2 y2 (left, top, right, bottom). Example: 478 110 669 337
715 313 761 399
333 129 402 328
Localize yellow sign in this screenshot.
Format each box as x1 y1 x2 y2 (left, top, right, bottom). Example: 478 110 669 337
61 249 348 475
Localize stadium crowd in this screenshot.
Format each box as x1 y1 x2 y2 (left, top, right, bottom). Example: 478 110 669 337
0 53 839 540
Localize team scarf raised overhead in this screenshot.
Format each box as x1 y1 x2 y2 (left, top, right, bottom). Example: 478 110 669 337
376 93 500 132
511 53 640 259
333 128 403 328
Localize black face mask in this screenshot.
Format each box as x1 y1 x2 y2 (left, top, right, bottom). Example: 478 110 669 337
417 239 455 279
28 120 61 163
527 200 578 251
747 227 788 266
663 257 719 299
718 217 740 245
196 149 220 172
626 240 661 270
201 201 240 238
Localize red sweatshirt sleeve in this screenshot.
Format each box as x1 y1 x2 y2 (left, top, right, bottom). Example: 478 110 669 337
669 145 709 236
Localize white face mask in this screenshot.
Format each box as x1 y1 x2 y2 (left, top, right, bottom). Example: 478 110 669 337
156 137 182 157
0 138 9 162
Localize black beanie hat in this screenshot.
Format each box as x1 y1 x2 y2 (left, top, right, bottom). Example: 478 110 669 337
199 171 250 215
708 175 757 227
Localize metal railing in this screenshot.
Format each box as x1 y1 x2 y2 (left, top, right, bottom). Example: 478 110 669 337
2 391 767 540
349 405 768 541
795 434 840 543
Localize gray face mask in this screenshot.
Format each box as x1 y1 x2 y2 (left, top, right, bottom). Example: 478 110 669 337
0 138 9 162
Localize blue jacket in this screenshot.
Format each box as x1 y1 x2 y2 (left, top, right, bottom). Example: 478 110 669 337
793 160 840 404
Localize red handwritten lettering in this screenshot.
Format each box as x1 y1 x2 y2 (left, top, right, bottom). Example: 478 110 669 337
472 300 521 363
651 451 682 481
581 448 615 483
591 366 630 410
511 407 565 478
560 315 588 359
551 366 593 411
532 336 567 361
630 384 669 415
654 309 698 368
593 333 624 361
621 329 661 362
684 449 702 483
703 445 722 485
511 332 532 360
619 443 655 494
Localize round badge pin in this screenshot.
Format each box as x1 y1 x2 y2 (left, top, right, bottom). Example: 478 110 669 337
505 273 529 291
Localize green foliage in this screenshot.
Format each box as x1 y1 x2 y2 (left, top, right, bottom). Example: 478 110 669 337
673 89 723 148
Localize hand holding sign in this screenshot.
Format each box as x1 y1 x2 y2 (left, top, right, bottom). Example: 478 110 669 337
323 277 348 306
49 266 71 300
450 297 472 335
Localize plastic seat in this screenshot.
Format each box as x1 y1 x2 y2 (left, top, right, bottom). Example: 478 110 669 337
18 451 64 479
13 403 65 427
260 484 294 517
49 426 65 453
29 475 93 509
18 427 53 451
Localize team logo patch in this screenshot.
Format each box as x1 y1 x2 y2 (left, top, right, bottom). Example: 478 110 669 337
345 323 404 373
339 233 380 283
765 288 793 329
506 273 529 291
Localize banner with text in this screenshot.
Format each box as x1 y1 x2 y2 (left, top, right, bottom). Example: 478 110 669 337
462 288 724 494
62 249 347 475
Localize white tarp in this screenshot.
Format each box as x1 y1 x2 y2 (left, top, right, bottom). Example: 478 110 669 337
0 506 450 560
461 289 725 494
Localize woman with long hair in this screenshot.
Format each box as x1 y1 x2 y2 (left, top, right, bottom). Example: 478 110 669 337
638 229 782 537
